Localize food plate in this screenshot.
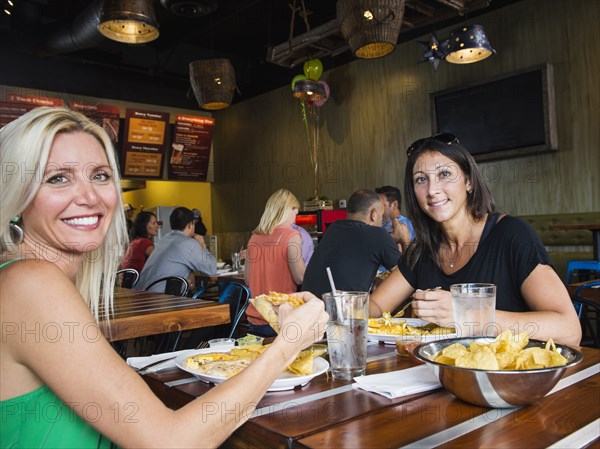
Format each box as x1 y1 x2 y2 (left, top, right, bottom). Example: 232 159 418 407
368 318 456 345
175 348 329 392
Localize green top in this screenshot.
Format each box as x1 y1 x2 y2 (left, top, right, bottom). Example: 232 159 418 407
1 258 113 448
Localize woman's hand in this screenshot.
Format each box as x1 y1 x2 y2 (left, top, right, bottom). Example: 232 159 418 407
276 292 328 353
411 288 454 325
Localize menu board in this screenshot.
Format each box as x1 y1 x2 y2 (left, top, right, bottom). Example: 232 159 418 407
168 114 215 181
70 101 121 146
122 108 170 178
0 94 64 127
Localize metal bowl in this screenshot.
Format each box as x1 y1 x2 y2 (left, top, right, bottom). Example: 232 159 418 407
414 337 583 408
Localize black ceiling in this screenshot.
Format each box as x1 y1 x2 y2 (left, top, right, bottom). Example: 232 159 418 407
0 0 520 108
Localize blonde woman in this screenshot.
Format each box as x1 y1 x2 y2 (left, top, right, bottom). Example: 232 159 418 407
0 108 328 448
245 189 305 336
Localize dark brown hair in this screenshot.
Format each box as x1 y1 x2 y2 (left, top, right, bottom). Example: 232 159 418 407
403 137 495 268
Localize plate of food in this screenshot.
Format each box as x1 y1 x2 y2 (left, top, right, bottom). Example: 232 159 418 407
175 344 329 392
368 313 456 345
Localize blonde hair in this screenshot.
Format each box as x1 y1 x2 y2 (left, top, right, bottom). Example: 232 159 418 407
253 189 300 234
0 107 129 322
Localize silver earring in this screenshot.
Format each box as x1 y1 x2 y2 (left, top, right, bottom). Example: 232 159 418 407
9 216 24 245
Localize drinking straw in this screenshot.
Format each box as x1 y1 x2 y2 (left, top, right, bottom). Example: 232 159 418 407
326 267 337 295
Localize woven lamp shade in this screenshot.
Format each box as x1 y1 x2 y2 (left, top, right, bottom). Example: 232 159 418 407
189 59 236 110
337 0 405 59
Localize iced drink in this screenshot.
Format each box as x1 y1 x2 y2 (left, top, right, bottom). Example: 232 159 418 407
323 291 369 380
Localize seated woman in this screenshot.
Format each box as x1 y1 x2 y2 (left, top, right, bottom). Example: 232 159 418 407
370 133 581 346
121 211 159 273
245 189 305 337
0 107 328 448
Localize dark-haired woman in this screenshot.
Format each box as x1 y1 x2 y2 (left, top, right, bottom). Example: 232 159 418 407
370 134 581 346
121 211 159 272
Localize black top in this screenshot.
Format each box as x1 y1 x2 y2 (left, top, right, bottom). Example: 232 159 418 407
302 219 401 298
399 215 552 312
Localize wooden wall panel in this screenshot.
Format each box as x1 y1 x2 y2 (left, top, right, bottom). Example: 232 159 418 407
212 0 600 243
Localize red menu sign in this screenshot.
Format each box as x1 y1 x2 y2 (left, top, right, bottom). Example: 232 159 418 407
70 102 121 146
122 108 170 178
0 94 65 128
168 114 215 181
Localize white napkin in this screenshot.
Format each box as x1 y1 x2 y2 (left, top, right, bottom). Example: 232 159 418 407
217 269 232 275
353 365 441 399
127 349 194 373
218 270 239 277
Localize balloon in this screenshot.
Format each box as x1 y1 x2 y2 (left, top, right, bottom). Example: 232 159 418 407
314 81 330 107
303 59 323 81
291 74 306 91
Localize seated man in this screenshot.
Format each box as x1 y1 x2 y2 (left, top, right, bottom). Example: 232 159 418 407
302 189 400 298
137 207 217 293
375 185 415 252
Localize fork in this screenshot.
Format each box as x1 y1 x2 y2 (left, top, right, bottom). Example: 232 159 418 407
394 286 442 318
393 301 413 318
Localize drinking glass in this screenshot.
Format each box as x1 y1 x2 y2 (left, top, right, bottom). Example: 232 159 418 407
322 291 369 380
231 252 241 271
451 283 497 337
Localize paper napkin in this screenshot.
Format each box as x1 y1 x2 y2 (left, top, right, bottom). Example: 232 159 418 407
127 349 194 373
353 365 441 399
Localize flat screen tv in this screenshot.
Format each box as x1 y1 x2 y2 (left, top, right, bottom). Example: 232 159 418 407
431 64 558 161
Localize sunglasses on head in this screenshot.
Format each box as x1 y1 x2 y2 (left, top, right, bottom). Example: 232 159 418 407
406 133 459 158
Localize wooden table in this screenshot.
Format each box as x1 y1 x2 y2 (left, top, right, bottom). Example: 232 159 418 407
143 342 600 448
193 271 247 297
549 223 600 261
99 288 230 342
194 271 246 285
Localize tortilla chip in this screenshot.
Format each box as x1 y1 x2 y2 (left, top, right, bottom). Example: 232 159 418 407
250 292 305 333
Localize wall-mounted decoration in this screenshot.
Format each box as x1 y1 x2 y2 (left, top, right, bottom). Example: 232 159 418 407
1 94 64 127
70 101 121 146
122 108 170 178
168 114 214 182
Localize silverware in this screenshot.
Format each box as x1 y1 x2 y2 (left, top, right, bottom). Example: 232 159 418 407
395 287 442 318
393 301 413 318
136 355 178 372
165 377 200 387
195 341 209 350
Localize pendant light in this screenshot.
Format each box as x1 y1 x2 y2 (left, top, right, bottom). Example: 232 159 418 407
98 0 160 44
444 24 495 64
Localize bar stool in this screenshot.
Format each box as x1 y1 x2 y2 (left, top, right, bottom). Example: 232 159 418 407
565 260 600 284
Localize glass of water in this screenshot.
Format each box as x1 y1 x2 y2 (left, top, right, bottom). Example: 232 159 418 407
322 291 369 380
450 283 497 337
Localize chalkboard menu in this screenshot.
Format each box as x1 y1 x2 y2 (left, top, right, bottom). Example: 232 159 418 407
431 64 557 161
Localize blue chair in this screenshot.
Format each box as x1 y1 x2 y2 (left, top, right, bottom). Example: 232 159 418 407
566 260 600 284
172 282 251 351
193 281 251 339
573 280 600 348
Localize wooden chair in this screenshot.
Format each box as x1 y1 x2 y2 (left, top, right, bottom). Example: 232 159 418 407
145 276 190 297
116 268 139 289
573 280 600 348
